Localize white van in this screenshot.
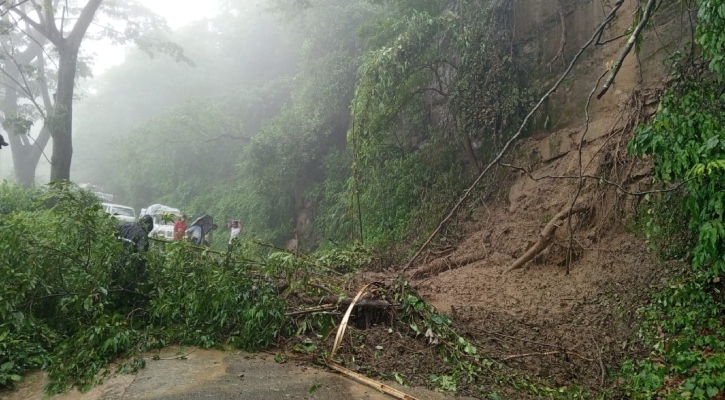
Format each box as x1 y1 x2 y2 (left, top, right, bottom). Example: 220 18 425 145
102 203 136 223
143 204 182 240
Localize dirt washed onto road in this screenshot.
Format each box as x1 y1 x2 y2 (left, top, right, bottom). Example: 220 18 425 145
405 90 686 393
5 347 456 400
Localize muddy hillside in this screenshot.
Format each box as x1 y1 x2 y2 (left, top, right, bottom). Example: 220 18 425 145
403 0 692 391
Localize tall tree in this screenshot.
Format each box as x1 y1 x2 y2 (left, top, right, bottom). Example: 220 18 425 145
2 0 184 184
13 0 103 181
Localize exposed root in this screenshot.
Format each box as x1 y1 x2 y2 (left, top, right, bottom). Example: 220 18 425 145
504 205 590 274
411 254 488 280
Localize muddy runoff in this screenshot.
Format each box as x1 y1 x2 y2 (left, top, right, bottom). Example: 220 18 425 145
5 347 461 400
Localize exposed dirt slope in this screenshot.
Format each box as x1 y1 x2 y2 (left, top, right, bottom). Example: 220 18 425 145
399 0 697 391
406 88 684 392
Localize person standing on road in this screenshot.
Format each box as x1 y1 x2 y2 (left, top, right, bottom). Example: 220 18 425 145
173 214 187 241
187 223 203 245
113 215 154 303
228 220 242 245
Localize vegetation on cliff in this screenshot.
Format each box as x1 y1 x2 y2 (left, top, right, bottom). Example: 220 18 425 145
3 0 725 397
624 0 725 397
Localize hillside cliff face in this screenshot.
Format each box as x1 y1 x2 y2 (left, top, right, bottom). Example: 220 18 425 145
405 0 694 394
511 0 693 128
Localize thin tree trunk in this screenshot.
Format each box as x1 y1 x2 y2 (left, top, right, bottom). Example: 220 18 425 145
18 0 105 182
504 205 588 273
49 47 77 182
462 134 482 176
1 42 50 186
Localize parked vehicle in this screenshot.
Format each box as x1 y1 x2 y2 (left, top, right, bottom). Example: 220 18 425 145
143 204 182 240
102 203 136 223
80 183 114 202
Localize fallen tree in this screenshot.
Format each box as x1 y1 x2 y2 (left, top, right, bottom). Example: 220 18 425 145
504 205 590 274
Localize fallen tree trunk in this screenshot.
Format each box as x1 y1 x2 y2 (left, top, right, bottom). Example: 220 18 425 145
320 296 393 309
285 305 338 316
298 296 394 309
411 254 487 280
504 206 589 273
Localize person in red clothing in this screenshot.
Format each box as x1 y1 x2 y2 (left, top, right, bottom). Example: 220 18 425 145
173 214 187 241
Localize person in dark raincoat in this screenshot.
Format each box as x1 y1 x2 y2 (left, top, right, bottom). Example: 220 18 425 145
118 215 154 252
113 215 154 304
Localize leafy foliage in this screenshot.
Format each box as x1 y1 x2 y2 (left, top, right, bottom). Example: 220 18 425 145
0 183 285 393
112 100 242 209
624 1 725 395
348 0 534 248
0 182 40 214
94 0 535 253
632 190 696 261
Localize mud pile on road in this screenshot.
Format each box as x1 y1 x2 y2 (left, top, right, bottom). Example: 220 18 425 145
400 88 687 394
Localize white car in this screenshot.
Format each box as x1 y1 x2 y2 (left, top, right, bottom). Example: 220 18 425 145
151 224 175 240
143 204 182 240
102 203 136 223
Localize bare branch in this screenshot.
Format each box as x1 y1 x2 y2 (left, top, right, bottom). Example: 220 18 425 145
414 87 448 98
597 0 657 99
502 351 594 362
67 0 102 48
548 0 567 68
498 163 691 196
204 133 251 143
402 0 626 273
564 69 608 274
0 0 32 17
596 33 627 46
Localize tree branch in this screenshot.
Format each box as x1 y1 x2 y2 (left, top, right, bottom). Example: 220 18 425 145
402 0 626 273
596 32 627 46
498 163 691 196
502 351 593 362
548 0 567 68
597 0 657 99
67 0 102 47
504 205 589 273
414 87 448 98
0 0 32 17
12 0 62 45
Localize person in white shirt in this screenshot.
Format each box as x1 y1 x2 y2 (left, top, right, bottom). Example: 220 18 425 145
228 220 242 245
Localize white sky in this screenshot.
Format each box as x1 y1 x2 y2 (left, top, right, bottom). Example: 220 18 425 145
87 0 220 74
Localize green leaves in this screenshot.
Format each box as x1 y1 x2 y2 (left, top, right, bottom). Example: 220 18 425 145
0 183 286 393
697 0 725 79
1 115 34 136
624 5 725 395
430 373 457 392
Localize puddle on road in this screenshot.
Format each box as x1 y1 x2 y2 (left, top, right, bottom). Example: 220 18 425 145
3 347 226 400
3 347 451 400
